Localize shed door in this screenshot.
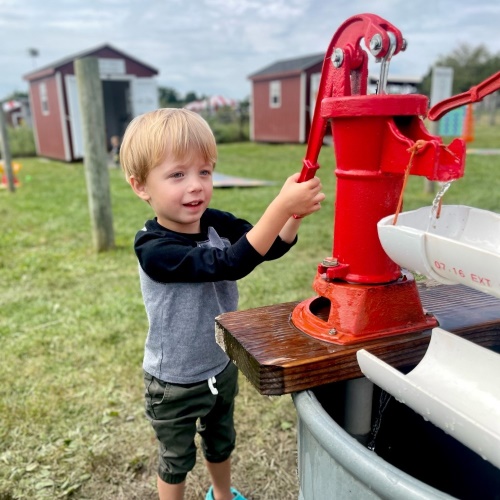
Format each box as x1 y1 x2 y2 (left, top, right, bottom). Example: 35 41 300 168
64 75 84 159
131 78 159 117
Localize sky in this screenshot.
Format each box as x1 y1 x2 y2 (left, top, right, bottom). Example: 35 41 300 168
2 0 500 101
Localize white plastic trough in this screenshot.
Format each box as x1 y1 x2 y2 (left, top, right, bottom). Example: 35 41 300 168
357 328 500 469
377 205 500 298
357 204 500 471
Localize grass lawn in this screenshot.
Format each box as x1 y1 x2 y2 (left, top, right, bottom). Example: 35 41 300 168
1 118 499 499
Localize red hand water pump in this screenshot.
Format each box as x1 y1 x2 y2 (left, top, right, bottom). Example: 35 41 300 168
291 13 466 344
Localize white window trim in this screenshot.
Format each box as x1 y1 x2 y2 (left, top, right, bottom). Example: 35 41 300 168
269 80 281 108
39 82 49 116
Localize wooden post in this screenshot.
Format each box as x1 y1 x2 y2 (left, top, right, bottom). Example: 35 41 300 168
0 103 16 193
74 57 115 252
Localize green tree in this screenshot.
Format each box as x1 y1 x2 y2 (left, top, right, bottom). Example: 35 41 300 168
184 91 199 103
420 43 500 97
158 86 180 107
3 91 29 101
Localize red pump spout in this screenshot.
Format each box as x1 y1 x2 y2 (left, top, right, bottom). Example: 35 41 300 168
322 94 466 285
291 13 466 345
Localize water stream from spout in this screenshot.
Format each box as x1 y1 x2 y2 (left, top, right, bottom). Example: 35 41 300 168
426 181 454 231
367 390 392 452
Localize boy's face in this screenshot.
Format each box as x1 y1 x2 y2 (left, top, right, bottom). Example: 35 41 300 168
130 152 214 234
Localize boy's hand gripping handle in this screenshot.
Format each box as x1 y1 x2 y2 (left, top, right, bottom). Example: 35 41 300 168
297 159 320 183
293 13 404 219
293 159 320 219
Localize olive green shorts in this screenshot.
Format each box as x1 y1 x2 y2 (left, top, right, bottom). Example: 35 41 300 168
144 361 239 484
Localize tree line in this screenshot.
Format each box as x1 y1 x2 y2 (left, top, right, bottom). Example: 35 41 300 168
158 87 204 108
419 43 500 96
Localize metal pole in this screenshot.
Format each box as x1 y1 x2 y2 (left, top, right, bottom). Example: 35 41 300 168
344 377 374 445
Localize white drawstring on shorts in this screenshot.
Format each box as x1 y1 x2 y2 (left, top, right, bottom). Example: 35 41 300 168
208 376 218 395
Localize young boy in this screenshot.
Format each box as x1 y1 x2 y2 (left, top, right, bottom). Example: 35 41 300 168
120 108 324 500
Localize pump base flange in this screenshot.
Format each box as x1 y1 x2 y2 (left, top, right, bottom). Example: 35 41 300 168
291 271 438 345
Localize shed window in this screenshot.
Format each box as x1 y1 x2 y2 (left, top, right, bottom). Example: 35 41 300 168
269 80 281 108
39 82 49 115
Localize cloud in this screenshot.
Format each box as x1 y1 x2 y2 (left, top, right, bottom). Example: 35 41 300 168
1 0 500 100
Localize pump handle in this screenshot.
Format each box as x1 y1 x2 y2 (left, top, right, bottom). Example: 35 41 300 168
428 71 500 121
297 13 404 184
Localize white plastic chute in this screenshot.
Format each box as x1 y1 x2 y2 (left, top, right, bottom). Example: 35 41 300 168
357 328 500 469
356 204 500 470
377 205 500 298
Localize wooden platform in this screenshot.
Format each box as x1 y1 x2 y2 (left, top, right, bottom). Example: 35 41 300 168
215 282 500 395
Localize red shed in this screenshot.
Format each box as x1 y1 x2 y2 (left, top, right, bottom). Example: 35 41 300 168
24 44 159 161
248 53 324 143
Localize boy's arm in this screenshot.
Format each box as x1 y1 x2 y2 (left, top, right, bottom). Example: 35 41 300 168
246 173 324 256
279 216 302 244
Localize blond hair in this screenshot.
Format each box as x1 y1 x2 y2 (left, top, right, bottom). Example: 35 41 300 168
120 108 217 185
